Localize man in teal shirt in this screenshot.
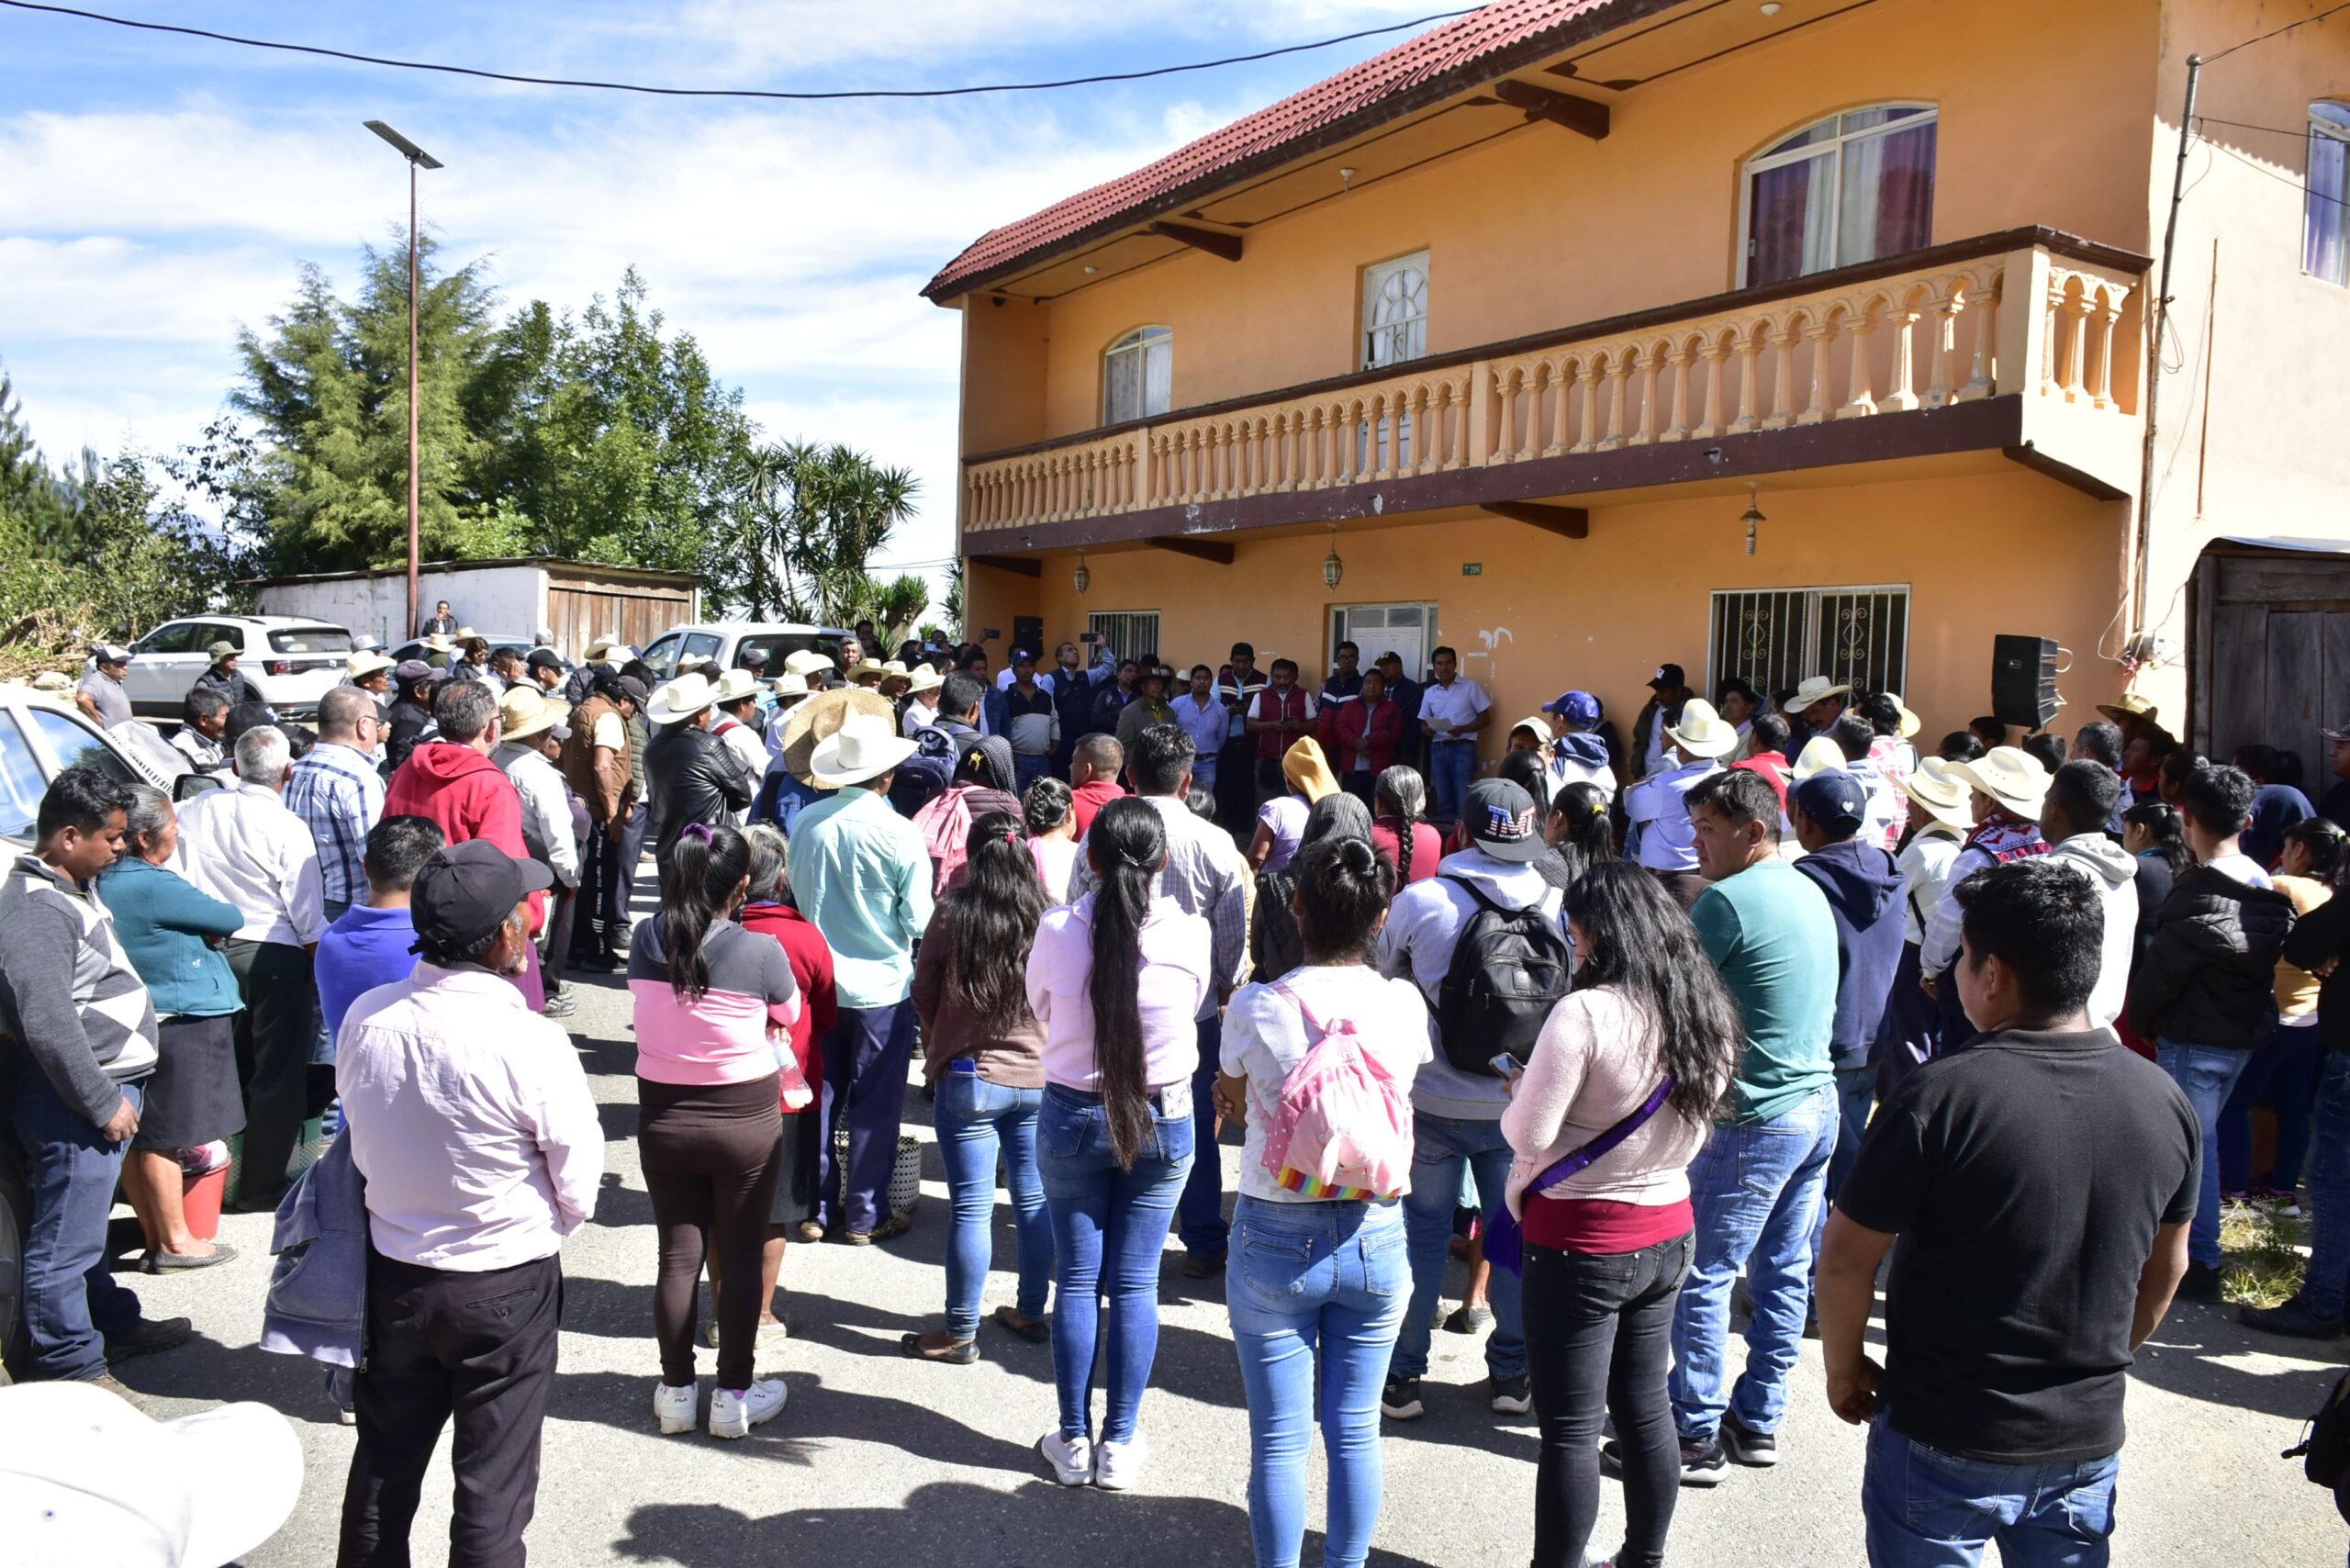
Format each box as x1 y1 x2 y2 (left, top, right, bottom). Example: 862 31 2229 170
1665 768 1837 1483
789 713 934 1243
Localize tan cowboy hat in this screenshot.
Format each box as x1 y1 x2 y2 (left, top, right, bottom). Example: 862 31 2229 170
1897 756 1976 832
644 671 720 725
582 633 625 660
345 651 394 680
780 686 895 787
880 660 910 678
1666 698 1740 759
782 648 834 678
1281 735 1341 801
903 664 944 696
2096 692 2161 727
1789 676 1851 711
851 660 890 683
1791 734 1848 780
1882 691 1923 739
421 633 456 655
711 668 760 706
498 685 568 744
454 625 479 641
1949 745 2050 816
770 671 811 701
810 711 922 789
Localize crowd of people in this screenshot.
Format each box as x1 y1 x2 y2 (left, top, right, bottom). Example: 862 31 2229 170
10 614 2350 1568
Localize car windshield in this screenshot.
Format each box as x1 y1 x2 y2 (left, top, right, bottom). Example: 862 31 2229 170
269 626 352 655
0 713 46 841
738 633 842 668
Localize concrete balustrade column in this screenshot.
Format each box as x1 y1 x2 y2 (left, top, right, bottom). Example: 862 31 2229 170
1597 353 1630 451
1964 278 2004 401
1762 322 1800 430
1573 361 1602 452
1729 329 1765 434
1628 346 1662 445
1838 304 1879 419
1693 340 1729 439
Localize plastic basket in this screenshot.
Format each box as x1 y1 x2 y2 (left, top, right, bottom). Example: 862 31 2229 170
887 1135 923 1218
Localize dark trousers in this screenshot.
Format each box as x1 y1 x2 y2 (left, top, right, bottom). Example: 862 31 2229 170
227 937 318 1204
639 1077 782 1389
572 830 608 959
588 804 648 953
1175 1015 1228 1257
540 886 576 997
11 1070 144 1382
1214 738 1258 832
818 1002 916 1235
1524 1231 1695 1568
338 1249 563 1568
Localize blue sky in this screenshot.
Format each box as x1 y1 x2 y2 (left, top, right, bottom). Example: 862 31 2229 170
0 0 1445 599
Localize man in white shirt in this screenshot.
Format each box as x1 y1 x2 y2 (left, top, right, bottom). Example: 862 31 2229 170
1416 644 1492 829
336 840 602 1560
173 726 327 1210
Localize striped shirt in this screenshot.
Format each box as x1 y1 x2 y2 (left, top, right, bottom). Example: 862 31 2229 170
285 742 386 907
0 855 159 1125
628 916 801 1086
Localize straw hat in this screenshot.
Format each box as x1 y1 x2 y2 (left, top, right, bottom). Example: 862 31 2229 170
1281 735 1341 801
903 664 944 696
1665 698 1740 759
644 672 719 725
581 633 627 661
1897 756 1976 832
1788 676 1851 711
420 633 455 655
345 651 394 681
779 687 895 787
2096 692 2161 727
782 648 834 678
771 671 811 701
1882 691 1923 739
454 625 480 641
1791 735 1848 780
810 711 921 788
1949 745 2050 816
498 685 569 744
711 668 760 706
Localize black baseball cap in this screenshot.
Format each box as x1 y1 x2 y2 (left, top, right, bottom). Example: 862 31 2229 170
614 675 651 706
1793 770 1867 834
1650 663 1686 690
412 841 553 952
1464 778 1544 863
525 648 565 673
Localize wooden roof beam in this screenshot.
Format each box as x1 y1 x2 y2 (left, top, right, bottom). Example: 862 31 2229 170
1482 501 1589 539
968 553 1043 577
1147 536 1236 566
1147 221 1244 263
1492 79 1611 141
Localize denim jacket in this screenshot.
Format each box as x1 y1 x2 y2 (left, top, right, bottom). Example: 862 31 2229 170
259 1134 367 1369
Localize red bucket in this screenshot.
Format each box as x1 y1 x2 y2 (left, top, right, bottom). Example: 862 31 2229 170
182 1167 228 1241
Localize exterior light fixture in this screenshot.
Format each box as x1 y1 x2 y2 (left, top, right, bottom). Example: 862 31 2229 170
1339 166 1356 193
1074 552 1091 595
1761 2 1783 14
1322 524 1344 588
1740 483 1765 556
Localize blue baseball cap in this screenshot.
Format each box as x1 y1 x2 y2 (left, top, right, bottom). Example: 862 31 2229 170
1545 690 1602 728
1793 770 1868 834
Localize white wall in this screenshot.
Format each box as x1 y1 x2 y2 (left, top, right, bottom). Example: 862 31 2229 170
258 566 549 645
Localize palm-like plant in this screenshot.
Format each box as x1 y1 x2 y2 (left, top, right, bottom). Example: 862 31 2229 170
739 441 919 624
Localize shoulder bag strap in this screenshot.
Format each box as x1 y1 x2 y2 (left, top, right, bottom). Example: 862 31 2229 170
1523 1076 1677 1200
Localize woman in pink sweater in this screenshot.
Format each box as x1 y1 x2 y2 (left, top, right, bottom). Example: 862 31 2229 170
1498 861 1740 1568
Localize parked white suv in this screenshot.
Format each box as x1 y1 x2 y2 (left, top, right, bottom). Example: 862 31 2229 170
640 622 848 681
122 615 354 721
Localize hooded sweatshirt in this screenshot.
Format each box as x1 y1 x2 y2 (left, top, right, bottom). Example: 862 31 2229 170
2044 831 2141 1031
1548 732 1618 804
2127 863 2297 1051
1793 836 1908 1070
386 741 527 860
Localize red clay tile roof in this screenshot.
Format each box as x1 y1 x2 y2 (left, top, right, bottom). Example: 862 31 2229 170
923 0 1646 300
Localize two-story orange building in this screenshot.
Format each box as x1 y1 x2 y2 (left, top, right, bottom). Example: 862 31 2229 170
928 0 2350 779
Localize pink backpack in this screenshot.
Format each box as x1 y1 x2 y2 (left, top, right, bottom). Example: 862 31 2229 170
1260 980 1415 1200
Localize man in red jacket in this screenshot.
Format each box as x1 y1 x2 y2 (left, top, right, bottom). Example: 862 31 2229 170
385 679 547 1009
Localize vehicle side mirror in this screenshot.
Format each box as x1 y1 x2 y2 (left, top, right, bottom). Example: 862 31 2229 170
173 773 222 802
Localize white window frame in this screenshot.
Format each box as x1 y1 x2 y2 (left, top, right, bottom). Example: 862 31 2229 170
1102 326 1173 425
2306 101 2350 287
1707 583 1910 701
1086 610 1162 664
1739 104 1939 287
1331 601 1440 680
1360 250 1430 370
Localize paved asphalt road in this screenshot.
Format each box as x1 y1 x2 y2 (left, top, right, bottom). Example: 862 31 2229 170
107 968 2347 1567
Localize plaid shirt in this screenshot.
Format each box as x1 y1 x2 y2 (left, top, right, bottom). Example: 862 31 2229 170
1067 792 1248 1020
284 742 386 907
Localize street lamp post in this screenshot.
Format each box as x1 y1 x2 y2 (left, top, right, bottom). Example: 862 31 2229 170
364 120 442 638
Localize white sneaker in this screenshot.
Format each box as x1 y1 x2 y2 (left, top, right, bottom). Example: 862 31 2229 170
653 1382 698 1435
708 1379 788 1439
1039 1429 1093 1486
1093 1433 1147 1491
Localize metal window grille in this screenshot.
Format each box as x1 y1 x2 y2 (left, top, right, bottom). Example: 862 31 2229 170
1708 585 1908 700
1086 610 1163 664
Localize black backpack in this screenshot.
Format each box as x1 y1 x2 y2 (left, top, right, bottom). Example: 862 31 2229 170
1434 874 1573 1076
887 723 961 819
2286 1369 2350 1507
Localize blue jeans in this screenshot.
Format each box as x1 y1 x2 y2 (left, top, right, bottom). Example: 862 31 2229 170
818 1002 917 1235
12 1072 146 1382
1013 752 1049 793
2155 1039 2250 1268
1038 1082 1197 1443
2297 1054 2350 1318
1670 1083 1836 1439
1810 1064 1879 1292
1429 741 1476 828
1863 1415 2119 1566
2219 1024 2326 1193
933 1069 1051 1340
1226 1196 1409 1568
1394 1111 1526 1381
1177 1016 1229 1258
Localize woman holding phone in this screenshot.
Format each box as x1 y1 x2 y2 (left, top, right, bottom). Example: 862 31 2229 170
1499 862 1739 1568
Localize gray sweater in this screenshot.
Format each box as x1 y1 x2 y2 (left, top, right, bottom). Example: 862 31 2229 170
0 854 160 1125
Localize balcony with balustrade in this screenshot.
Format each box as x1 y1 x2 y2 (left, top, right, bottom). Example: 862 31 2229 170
958 228 2147 565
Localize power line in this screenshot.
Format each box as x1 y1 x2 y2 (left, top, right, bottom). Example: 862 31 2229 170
0 0 1478 101
2193 113 2331 141
2205 0 2350 62
2197 131 2348 208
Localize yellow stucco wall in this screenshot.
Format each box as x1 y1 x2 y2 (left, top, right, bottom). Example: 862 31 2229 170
969 466 2128 764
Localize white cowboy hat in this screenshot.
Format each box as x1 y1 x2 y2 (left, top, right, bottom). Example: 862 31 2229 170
644 672 720 725
1791 735 1847 781
345 651 394 680
1664 698 1740 759
851 659 890 682
809 711 920 789
1949 745 2050 816
711 668 760 705
782 648 834 678
420 633 456 655
1897 756 1976 832
498 685 569 744
780 687 894 787
879 659 910 678
1882 691 1923 739
581 633 624 658
1789 676 1851 711
903 664 944 696
770 671 811 700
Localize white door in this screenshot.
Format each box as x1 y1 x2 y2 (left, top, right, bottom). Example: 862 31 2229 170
1337 602 1434 685
126 621 207 716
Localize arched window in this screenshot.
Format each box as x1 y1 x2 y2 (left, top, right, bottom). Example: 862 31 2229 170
1742 104 1938 286
2307 101 2350 286
1102 326 1172 424
1362 250 1429 368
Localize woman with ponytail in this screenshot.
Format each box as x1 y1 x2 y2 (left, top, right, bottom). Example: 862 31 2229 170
1371 765 1438 890
1537 780 1617 894
631 823 801 1439
1024 796 1214 1488
1214 833 1432 1568
906 812 1054 1363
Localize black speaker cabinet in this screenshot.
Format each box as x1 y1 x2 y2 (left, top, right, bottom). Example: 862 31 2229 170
1991 634 2062 730
1013 616 1044 660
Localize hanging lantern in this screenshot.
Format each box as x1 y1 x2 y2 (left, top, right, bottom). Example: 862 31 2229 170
1073 552 1091 596
1740 483 1765 557
1322 524 1344 589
